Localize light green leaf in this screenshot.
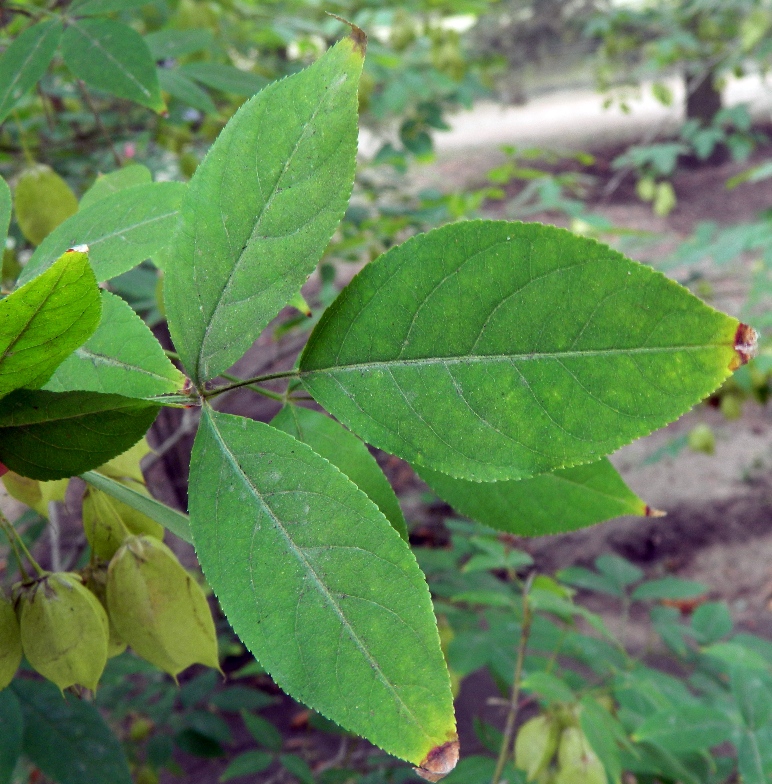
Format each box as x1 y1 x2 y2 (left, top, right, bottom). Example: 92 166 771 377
632 706 733 753
0 21 63 126
631 577 707 601
144 29 213 60
74 0 153 15
300 221 745 481
0 389 158 480
731 666 772 730
0 249 101 398
44 290 185 398
189 409 457 770
165 35 364 383
14 164 78 246
738 727 772 784
81 469 192 543
19 182 185 285
417 457 647 537
271 405 407 540
61 19 165 112
179 63 266 96
79 165 152 211
12 678 132 784
0 177 10 252
158 69 217 115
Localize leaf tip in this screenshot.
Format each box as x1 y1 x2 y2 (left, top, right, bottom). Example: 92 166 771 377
327 13 367 55
644 505 666 518
729 323 758 370
67 244 89 254
413 738 459 782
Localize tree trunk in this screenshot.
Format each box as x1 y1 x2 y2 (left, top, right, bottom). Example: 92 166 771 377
685 68 722 125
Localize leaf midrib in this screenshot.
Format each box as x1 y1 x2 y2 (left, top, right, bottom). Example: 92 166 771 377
302 343 732 375
205 411 431 743
71 346 179 384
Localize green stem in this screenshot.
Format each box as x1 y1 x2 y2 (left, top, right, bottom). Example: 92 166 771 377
203 369 300 399
492 573 534 784
75 80 121 168
0 512 45 579
218 372 286 403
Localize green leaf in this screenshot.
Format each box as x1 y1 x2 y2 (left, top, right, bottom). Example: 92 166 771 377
631 577 708 601
0 389 159 480
220 750 273 781
74 0 153 15
731 665 772 730
632 705 733 753
0 249 101 398
417 457 646 537
165 36 364 383
44 290 185 398
0 21 63 126
61 19 165 112
271 405 407 540
242 712 282 751
208 688 275 712
738 727 772 784
300 221 745 481
702 641 769 671
179 63 266 96
557 566 623 598
81 469 191 543
595 553 644 590
79 164 152 211
0 177 10 254
144 29 213 60
0 689 23 784
690 602 732 644
158 69 217 115
19 182 185 285
188 409 457 769
12 678 132 784
579 697 627 784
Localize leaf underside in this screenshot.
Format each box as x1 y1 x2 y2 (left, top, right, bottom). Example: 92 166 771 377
300 220 741 481
188 409 456 766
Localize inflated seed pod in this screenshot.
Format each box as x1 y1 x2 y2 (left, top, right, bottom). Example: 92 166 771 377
0 595 22 690
19 572 109 691
553 727 605 784
82 564 127 658
515 715 560 782
107 536 219 678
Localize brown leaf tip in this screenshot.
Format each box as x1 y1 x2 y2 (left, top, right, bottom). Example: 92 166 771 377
731 323 758 370
414 739 460 782
66 244 89 254
644 505 666 518
327 13 367 55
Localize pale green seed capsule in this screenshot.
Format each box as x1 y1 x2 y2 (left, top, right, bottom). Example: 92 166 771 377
0 596 22 690
515 715 560 782
19 573 109 691
107 536 219 678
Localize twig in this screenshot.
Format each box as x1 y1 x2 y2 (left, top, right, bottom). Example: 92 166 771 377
203 369 300 399
75 80 121 168
491 572 535 784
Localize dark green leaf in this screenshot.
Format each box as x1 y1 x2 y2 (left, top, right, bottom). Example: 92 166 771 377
184 710 231 745
731 665 772 730
179 62 266 96
61 19 165 112
417 457 646 537
144 29 213 60
12 678 132 784
174 729 223 758
272 405 407 540
188 409 456 768
280 753 314 784
0 21 62 126
80 470 191 542
0 389 158 480
633 705 734 752
208 688 275 713
556 566 623 598
44 290 185 398
20 182 185 285
220 751 273 781
242 712 282 751
166 37 364 382
74 0 153 15
300 221 744 481
0 249 101 398
79 165 152 211
632 577 708 601
0 689 23 784
158 68 217 114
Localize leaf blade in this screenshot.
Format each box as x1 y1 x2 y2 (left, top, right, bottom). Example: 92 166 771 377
44 290 185 398
0 249 101 398
189 409 457 768
300 221 743 481
165 36 364 382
